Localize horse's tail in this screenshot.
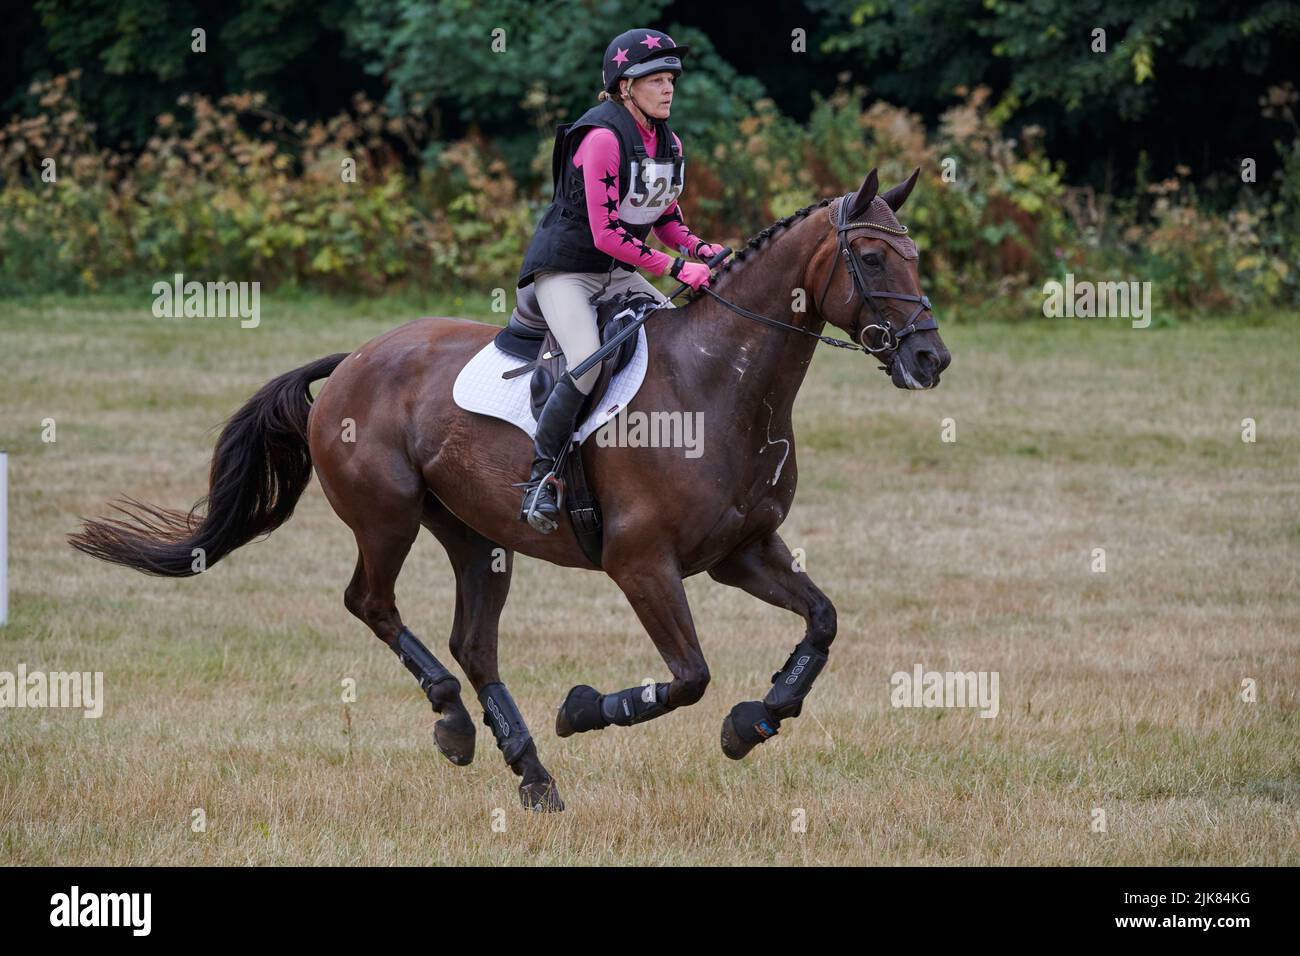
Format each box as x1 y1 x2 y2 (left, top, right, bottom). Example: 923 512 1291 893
69 353 349 577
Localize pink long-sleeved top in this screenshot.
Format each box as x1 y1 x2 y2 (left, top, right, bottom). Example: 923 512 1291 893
572 120 707 277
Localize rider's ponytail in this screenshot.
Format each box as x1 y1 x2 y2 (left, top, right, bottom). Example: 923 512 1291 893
598 79 634 104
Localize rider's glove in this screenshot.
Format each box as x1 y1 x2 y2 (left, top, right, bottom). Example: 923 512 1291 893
694 241 728 263
677 261 712 291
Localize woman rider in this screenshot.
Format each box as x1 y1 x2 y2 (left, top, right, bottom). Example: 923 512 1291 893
515 26 729 533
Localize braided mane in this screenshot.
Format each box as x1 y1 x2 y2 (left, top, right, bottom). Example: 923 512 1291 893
684 196 836 303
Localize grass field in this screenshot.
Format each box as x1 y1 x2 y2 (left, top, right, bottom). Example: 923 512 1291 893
1 294 1297 865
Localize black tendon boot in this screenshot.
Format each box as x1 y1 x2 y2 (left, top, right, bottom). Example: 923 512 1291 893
516 372 588 533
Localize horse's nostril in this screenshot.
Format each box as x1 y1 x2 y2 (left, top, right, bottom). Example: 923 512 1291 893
916 349 940 375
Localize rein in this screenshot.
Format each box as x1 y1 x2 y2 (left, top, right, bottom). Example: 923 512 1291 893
697 192 939 368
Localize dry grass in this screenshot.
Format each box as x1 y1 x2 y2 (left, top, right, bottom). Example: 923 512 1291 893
1 296 1297 865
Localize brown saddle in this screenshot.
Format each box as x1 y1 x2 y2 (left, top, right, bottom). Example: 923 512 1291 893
493 283 653 421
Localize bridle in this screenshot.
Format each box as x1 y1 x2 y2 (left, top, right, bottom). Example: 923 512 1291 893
818 193 938 357
695 192 939 371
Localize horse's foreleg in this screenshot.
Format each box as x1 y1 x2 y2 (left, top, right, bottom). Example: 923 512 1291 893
707 531 837 759
423 499 563 812
556 554 710 737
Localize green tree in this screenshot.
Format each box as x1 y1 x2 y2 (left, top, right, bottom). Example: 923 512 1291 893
345 0 766 182
30 0 367 145
813 0 1300 188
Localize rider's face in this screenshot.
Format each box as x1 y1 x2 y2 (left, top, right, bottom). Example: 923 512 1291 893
625 72 675 121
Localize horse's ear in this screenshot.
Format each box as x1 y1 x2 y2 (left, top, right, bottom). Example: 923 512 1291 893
882 167 920 212
845 168 879 221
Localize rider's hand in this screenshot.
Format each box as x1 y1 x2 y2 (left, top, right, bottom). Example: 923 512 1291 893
694 241 728 263
678 261 712 290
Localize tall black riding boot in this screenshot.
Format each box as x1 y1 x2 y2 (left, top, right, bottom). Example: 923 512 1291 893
516 373 588 533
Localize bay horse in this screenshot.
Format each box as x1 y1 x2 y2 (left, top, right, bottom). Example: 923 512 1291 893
71 168 950 811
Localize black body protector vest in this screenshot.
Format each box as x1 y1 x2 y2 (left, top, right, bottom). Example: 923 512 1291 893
518 99 685 288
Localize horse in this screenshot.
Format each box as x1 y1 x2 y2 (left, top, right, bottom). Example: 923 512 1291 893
70 168 951 812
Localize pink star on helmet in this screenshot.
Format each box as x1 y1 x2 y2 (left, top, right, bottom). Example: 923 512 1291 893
640 34 662 49
612 47 629 66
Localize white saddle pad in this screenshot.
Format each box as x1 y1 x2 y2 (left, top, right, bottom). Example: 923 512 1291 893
452 327 649 443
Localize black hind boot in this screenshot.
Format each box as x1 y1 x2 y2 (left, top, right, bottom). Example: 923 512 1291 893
516 373 587 533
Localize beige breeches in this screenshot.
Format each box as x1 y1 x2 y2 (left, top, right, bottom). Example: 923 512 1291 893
532 267 673 394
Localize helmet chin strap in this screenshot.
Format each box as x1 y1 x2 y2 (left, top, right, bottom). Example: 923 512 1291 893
624 90 658 127
626 95 651 126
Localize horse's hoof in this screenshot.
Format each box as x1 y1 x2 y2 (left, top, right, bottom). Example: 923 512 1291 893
720 700 780 760
434 716 475 766
555 684 607 738
519 779 565 812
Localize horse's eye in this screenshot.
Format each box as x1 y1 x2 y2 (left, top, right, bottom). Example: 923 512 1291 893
861 252 883 269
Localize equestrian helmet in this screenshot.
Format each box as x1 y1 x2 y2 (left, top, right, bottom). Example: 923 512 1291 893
602 28 689 93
